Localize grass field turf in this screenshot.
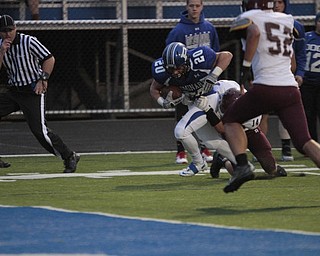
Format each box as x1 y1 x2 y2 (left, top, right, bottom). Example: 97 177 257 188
0 149 319 234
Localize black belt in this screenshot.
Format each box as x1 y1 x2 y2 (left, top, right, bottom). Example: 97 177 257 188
8 84 35 92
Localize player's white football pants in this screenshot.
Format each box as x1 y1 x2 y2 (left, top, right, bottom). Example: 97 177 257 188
174 96 236 166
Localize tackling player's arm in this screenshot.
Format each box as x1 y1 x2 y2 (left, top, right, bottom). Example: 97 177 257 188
243 23 260 62
194 96 224 134
230 17 259 92
206 109 225 134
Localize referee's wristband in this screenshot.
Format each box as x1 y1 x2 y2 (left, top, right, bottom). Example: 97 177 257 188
40 71 50 81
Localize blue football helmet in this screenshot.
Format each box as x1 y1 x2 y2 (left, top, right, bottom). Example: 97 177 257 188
162 42 189 78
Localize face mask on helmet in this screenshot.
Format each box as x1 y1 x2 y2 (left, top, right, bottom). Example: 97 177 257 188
219 88 242 114
162 42 190 78
241 0 274 12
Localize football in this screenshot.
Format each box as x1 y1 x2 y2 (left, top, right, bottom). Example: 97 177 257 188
160 85 182 100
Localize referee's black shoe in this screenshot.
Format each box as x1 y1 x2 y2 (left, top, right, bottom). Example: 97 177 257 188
0 158 10 168
64 152 80 173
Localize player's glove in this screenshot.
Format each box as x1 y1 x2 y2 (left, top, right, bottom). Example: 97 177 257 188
194 96 211 112
240 65 252 88
181 94 193 106
200 73 218 94
162 91 183 109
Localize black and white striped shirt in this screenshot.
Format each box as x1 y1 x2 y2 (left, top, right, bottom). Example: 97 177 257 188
0 33 52 87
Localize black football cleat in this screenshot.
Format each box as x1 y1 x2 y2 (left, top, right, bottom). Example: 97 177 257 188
210 152 224 178
276 165 287 177
63 152 80 173
224 163 255 193
0 158 10 168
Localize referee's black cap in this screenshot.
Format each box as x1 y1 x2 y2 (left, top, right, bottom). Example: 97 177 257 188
0 15 15 32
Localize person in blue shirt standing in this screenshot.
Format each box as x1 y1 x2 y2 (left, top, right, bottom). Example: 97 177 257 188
165 0 220 165
300 13 320 142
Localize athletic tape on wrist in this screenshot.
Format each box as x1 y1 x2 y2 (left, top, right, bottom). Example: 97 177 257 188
157 97 164 107
211 66 223 77
242 60 252 67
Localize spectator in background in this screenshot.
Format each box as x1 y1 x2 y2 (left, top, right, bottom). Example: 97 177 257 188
165 0 220 165
25 0 40 20
300 13 320 142
259 0 306 161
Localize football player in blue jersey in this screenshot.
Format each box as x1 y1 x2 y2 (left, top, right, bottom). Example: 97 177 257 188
165 0 220 164
150 42 232 176
300 13 320 142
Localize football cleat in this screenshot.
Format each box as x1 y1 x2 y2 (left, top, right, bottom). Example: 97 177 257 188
175 151 188 164
201 148 213 162
281 145 294 161
210 152 225 178
281 146 294 161
223 162 255 193
276 165 287 177
0 158 10 168
179 161 208 177
64 152 80 173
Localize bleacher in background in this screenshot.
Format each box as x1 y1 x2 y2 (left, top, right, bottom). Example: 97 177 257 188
0 0 319 118
1 0 319 21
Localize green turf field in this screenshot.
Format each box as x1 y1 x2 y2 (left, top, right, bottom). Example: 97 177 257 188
1 150 319 233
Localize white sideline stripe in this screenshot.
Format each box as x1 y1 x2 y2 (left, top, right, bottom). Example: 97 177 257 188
0 148 285 158
0 168 319 181
1 204 319 237
1 151 174 157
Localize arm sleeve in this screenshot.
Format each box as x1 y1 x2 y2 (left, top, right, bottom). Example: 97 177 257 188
205 108 221 127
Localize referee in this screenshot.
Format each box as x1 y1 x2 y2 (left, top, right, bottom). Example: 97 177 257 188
0 15 80 173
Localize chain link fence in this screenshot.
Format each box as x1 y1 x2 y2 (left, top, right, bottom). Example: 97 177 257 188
0 0 319 118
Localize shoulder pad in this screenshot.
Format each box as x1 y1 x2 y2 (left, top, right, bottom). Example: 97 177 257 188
229 18 252 32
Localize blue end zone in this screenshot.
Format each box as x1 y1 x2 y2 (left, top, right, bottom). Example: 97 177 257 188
1 206 319 255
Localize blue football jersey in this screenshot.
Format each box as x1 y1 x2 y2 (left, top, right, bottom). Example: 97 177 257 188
304 31 320 82
151 46 217 95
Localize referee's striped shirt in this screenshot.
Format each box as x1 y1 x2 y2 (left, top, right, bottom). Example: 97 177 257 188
0 32 52 87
